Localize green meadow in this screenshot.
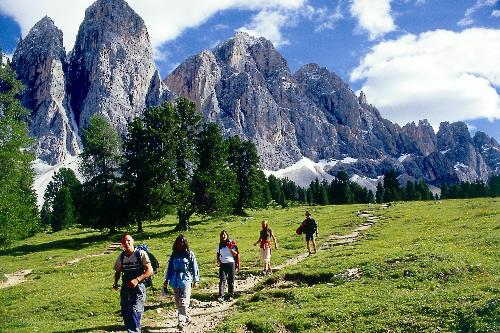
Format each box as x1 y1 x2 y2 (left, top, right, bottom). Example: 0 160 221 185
0 198 498 332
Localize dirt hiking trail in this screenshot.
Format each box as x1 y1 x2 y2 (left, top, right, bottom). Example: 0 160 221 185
142 205 386 333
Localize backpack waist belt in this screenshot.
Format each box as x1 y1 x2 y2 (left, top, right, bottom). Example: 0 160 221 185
260 240 271 249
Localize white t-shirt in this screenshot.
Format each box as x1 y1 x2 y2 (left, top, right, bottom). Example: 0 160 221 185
216 245 235 264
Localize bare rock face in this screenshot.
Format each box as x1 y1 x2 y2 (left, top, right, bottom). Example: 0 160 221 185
436 122 490 182
12 16 80 165
166 32 339 169
401 120 437 156
68 0 157 134
294 63 404 158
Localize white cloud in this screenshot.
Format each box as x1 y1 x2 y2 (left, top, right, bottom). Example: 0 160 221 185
492 10 500 17
0 0 306 54
314 3 344 32
238 9 292 47
350 0 396 40
350 28 500 128
458 0 498 26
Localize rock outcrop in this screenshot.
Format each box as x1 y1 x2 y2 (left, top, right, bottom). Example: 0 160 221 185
68 0 159 134
12 17 80 165
12 1 500 187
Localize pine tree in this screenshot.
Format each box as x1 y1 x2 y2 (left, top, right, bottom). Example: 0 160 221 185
0 51 40 246
51 187 74 232
489 175 500 197
383 170 401 202
80 115 123 233
376 182 384 203
192 123 237 216
227 136 262 215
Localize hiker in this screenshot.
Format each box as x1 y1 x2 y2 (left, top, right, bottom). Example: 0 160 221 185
113 233 153 333
254 220 278 275
216 230 237 302
164 235 199 331
302 211 318 254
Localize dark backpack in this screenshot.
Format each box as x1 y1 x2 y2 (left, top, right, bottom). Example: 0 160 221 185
121 244 159 288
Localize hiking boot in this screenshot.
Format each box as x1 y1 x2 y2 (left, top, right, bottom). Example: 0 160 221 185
177 323 185 332
185 316 192 326
217 296 224 303
227 295 234 302
262 270 267 275
267 269 273 275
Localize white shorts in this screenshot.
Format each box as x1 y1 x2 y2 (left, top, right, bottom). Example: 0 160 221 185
260 247 271 263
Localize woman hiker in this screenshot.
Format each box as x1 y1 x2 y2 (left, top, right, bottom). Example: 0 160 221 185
164 235 199 331
254 220 278 275
216 230 237 302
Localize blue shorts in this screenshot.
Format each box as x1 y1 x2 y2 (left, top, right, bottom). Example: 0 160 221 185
305 233 315 241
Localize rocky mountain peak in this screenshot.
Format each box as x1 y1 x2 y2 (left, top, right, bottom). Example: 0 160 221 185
12 16 80 165
68 0 157 133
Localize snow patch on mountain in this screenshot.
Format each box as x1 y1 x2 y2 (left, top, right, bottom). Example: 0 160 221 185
32 155 82 208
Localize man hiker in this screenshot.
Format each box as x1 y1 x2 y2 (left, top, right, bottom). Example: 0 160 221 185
113 233 153 333
302 211 318 255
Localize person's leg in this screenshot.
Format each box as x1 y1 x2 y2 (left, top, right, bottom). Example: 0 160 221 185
218 264 226 299
120 287 134 332
177 285 192 326
312 236 317 253
260 248 267 274
227 262 235 298
130 284 146 333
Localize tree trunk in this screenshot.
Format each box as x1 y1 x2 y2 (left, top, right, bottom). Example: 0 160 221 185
136 220 143 233
174 209 190 231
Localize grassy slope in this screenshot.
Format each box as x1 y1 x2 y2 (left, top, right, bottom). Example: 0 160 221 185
214 199 499 333
0 199 498 332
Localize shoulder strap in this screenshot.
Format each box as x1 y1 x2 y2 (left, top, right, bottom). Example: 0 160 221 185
135 250 144 270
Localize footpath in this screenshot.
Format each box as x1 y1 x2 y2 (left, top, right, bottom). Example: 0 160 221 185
144 205 386 333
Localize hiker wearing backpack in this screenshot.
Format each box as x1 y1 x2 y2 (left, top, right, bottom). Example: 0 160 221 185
113 233 153 333
302 211 318 255
164 235 199 331
254 220 278 275
216 230 239 302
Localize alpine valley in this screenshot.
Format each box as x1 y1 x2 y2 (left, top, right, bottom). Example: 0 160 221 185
11 0 500 198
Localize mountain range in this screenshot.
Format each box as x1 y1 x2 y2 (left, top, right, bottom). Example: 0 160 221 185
11 0 500 193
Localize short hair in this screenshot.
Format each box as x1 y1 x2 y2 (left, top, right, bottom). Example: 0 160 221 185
121 233 133 243
305 211 311 217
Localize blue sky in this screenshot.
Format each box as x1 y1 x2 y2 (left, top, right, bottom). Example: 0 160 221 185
1 0 499 141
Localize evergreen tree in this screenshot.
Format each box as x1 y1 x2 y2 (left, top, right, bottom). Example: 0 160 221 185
376 182 384 203
383 170 401 202
489 175 500 197
192 123 237 216
267 175 281 202
51 187 74 232
79 115 123 233
227 136 262 215
0 51 40 246
42 168 81 229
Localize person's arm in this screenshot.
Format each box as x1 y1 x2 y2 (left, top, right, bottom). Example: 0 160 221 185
254 236 261 246
190 252 200 288
164 256 173 288
271 232 278 250
216 248 221 266
113 270 121 289
113 256 121 289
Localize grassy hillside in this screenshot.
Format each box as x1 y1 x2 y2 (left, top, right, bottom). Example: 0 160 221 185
0 199 498 332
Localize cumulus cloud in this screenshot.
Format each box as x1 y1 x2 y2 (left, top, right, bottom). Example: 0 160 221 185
350 0 396 40
350 28 500 128
0 0 305 55
238 9 292 47
492 10 500 17
314 3 344 32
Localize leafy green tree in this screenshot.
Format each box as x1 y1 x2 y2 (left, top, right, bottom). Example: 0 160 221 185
192 123 237 216
79 115 123 233
0 51 39 246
